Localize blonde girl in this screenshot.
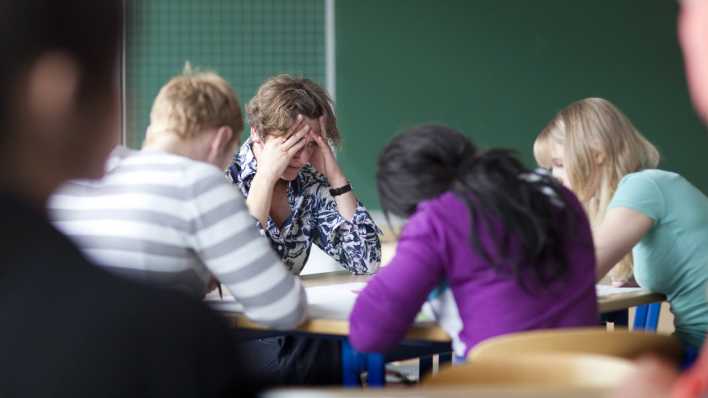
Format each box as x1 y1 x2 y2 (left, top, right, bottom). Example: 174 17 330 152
535 98 708 349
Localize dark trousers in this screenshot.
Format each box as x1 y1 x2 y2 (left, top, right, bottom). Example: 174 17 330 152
238 335 342 386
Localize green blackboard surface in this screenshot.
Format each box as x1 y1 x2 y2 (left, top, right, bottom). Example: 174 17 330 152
126 0 325 148
335 0 708 209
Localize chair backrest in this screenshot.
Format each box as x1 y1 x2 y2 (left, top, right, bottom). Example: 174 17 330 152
467 327 682 363
424 353 636 388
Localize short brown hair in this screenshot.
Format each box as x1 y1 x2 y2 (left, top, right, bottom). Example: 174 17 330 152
148 66 243 147
247 75 340 146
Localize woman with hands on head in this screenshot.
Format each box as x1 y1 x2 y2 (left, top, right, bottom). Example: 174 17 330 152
246 114 357 229
225 75 381 385
227 75 381 276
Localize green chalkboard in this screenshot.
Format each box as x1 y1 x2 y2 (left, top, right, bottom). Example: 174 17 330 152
126 1 707 210
335 0 708 209
125 0 326 148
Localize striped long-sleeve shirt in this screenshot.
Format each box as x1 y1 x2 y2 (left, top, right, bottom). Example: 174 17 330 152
48 146 307 329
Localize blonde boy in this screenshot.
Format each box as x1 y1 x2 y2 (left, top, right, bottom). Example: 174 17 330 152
50 68 307 329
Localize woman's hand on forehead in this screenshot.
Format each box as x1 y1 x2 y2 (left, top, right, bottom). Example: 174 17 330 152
283 115 322 140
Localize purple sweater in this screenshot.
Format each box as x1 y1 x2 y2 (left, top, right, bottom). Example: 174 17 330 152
349 191 598 355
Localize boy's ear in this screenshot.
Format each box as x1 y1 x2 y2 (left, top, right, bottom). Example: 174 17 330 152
208 126 234 160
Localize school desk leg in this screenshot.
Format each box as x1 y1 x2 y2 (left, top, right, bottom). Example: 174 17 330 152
633 305 649 330
634 303 661 331
341 340 363 387
341 340 386 387
645 303 661 331
419 356 433 376
366 353 385 387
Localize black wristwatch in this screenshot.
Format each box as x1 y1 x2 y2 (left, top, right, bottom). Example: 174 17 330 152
329 182 352 197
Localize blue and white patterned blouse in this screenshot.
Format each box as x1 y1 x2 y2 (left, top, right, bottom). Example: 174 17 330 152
226 139 381 275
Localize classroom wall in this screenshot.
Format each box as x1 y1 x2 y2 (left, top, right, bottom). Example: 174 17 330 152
125 0 326 148
335 0 708 209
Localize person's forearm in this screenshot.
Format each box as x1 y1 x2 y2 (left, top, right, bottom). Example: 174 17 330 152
246 171 277 227
595 244 620 282
350 242 438 352
593 208 653 282
328 172 357 221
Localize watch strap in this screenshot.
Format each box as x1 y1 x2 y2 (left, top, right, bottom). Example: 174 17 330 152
329 183 352 197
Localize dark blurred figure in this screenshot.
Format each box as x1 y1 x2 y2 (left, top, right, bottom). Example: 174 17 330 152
0 2 255 397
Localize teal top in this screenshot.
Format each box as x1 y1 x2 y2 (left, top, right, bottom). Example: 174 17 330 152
609 169 708 348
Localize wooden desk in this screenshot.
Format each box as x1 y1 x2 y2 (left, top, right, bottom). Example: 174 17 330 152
210 271 666 387
214 271 666 343
222 272 448 342
598 289 666 313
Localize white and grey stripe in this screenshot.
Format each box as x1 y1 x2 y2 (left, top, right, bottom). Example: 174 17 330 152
49 147 307 329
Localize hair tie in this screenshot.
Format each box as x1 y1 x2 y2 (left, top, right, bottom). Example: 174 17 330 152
518 168 565 208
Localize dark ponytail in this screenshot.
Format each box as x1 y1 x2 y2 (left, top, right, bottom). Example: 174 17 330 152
377 124 575 291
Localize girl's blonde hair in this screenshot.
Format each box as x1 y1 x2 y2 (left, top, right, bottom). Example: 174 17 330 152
534 98 660 283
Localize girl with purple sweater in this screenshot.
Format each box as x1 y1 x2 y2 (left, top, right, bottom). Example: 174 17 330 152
349 125 598 359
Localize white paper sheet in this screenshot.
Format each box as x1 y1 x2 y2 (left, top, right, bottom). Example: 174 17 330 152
596 285 646 297
207 281 436 324
304 282 364 320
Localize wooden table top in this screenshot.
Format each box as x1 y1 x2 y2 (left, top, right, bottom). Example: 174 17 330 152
214 271 665 343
